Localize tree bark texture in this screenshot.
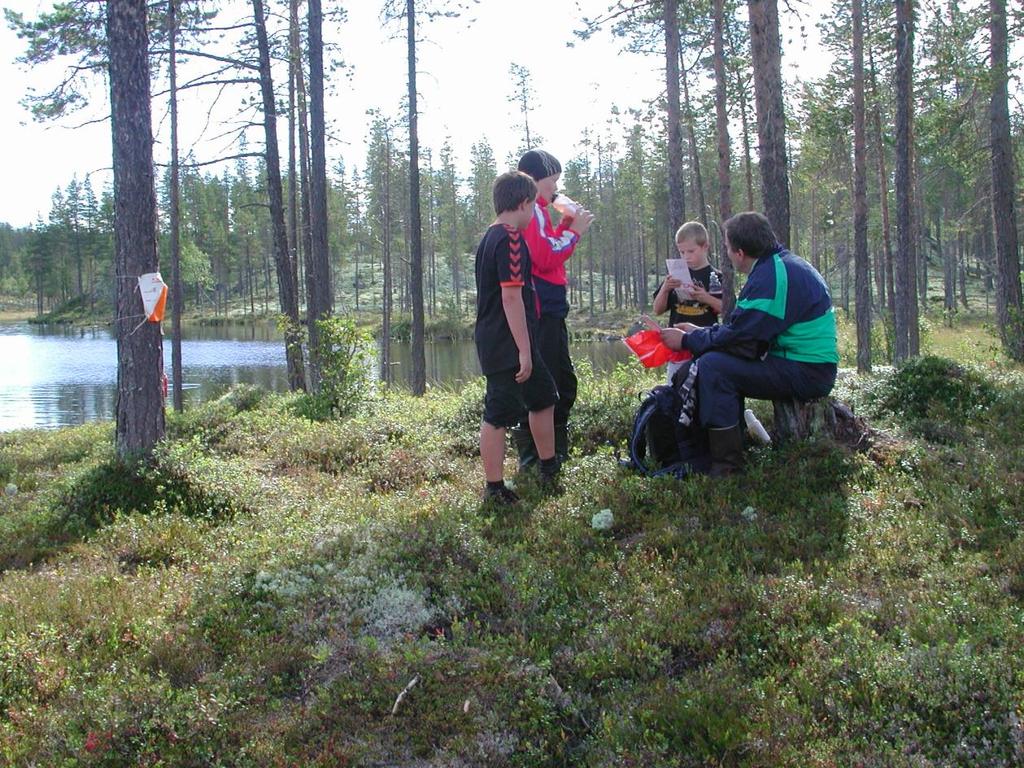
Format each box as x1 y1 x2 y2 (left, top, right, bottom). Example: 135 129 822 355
772 398 836 443
713 0 736 319
168 0 184 412
893 0 916 362
852 0 871 373
664 0 685 231
679 55 707 231
287 0 300 304
307 0 334 392
252 0 305 390
297 43 313 329
989 0 1024 360
108 0 165 459
381 127 394 384
406 0 426 395
747 0 790 246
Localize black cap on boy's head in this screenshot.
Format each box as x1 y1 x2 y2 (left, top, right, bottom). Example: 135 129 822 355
517 149 561 182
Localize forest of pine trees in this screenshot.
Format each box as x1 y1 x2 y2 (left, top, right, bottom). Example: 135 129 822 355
0 0 1020 355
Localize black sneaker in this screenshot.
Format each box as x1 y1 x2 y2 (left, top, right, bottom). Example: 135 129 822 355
483 483 520 505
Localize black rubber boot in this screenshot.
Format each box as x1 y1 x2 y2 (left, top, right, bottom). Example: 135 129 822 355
538 455 562 494
511 424 538 471
708 424 745 476
554 422 570 463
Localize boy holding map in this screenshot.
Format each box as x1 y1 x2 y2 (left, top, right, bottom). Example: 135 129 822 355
652 221 724 381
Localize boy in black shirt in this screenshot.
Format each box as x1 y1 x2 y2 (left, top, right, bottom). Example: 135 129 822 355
653 221 724 381
475 172 559 504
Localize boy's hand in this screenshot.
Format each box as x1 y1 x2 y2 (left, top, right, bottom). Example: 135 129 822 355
689 282 712 304
658 276 683 294
569 209 595 236
515 351 533 383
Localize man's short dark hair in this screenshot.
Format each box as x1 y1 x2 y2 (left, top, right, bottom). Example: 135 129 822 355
724 211 780 259
493 171 537 215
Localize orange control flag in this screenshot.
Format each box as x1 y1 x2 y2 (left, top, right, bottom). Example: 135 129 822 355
138 272 168 323
623 329 692 369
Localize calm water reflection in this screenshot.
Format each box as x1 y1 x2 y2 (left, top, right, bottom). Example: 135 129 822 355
0 322 631 431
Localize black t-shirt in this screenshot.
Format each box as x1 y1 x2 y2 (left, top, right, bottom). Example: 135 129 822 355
654 263 723 328
474 223 538 375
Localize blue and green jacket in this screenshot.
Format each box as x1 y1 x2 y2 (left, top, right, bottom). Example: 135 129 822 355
683 249 839 364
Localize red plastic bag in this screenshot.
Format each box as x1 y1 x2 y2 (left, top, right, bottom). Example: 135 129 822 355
623 329 692 368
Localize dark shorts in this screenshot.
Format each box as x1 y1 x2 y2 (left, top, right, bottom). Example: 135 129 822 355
482 356 558 428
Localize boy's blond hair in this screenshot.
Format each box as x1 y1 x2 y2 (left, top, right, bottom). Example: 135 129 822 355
675 221 709 246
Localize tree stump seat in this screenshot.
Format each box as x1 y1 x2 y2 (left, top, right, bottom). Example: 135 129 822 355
769 397 869 448
770 397 836 443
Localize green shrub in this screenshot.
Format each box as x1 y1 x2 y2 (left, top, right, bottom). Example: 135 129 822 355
58 447 242 539
866 355 997 421
294 316 374 421
220 382 266 412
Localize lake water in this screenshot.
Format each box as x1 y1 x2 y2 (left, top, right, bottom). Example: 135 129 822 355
0 321 632 431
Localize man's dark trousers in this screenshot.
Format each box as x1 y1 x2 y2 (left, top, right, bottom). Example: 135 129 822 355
696 351 837 429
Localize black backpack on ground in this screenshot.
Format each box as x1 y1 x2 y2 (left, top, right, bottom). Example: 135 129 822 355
624 384 711 478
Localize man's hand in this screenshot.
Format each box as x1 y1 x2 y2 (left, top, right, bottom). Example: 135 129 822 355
569 208 595 236
515 351 533 383
660 326 686 350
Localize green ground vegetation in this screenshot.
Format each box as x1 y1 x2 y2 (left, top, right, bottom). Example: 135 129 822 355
1 350 1023 765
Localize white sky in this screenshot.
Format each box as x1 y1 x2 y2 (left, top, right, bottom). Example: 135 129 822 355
0 0 834 228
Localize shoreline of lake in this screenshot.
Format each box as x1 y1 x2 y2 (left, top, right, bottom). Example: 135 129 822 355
0 321 633 431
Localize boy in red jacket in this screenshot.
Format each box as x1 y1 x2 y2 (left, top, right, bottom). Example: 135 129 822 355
511 149 595 469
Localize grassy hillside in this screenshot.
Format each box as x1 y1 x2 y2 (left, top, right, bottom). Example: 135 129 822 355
0 356 1023 766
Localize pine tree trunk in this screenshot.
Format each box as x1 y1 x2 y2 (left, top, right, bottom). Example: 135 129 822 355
940 210 955 316
297 35 313 353
406 0 426 395
307 0 333 393
958 230 969 309
911 161 924 354
989 0 1024 360
852 0 871 373
893 0 916 362
713 0 736 320
679 55 708 231
287 0 300 306
252 0 305 391
870 31 896 330
381 128 393 384
108 0 165 460
747 0 790 245
664 0 685 230
448 168 460 312
168 0 184 412
725 20 756 210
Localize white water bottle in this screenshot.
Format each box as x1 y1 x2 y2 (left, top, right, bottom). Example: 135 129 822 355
709 270 722 294
744 408 771 445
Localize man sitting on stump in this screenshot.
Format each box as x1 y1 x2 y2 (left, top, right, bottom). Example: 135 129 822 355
660 211 839 475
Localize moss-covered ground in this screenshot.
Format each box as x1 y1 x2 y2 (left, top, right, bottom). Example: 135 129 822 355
1 355 1023 766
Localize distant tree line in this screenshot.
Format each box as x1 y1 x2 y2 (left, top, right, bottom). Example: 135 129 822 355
4 0 1019 346
2 0 1022 459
